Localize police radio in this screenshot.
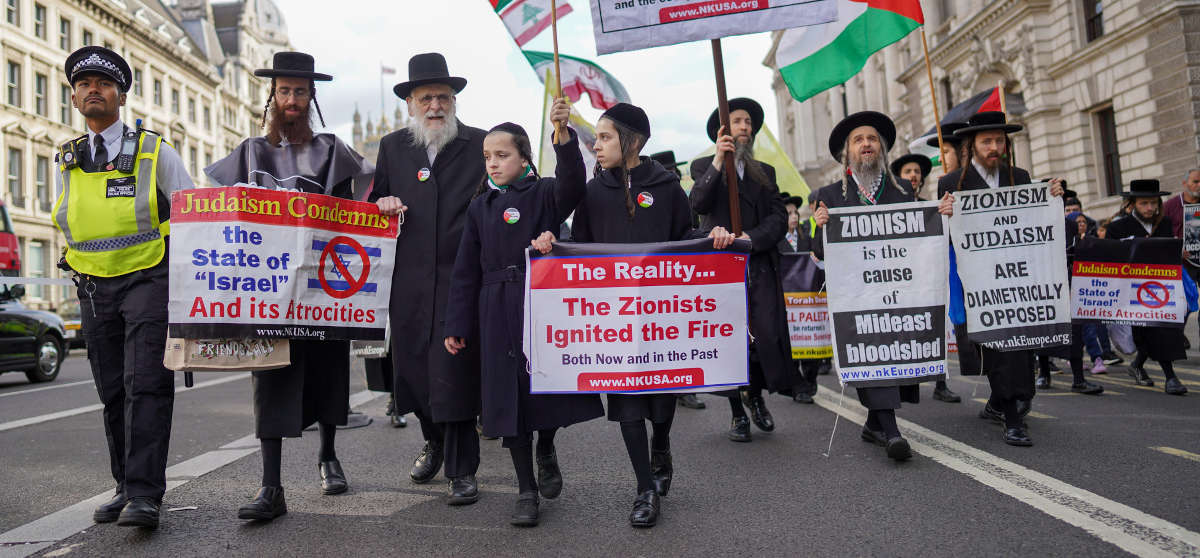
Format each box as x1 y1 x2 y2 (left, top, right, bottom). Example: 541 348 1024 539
114 128 139 173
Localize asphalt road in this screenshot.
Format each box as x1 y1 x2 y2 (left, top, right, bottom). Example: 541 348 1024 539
0 348 1197 557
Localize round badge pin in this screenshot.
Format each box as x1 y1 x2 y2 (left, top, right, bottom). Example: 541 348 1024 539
503 208 521 224
417 168 431 182
637 191 654 208
63 152 74 163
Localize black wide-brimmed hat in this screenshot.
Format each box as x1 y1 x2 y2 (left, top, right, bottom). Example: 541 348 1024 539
954 111 1022 137
784 195 805 207
65 46 132 93
828 111 896 159
707 97 764 142
926 121 968 148
601 103 651 138
1120 179 1170 198
650 151 684 168
891 153 932 181
393 53 467 99
254 51 332 81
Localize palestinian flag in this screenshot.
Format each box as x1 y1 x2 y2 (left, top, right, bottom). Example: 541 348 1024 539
523 50 631 110
491 0 573 46
907 87 1024 163
773 0 923 103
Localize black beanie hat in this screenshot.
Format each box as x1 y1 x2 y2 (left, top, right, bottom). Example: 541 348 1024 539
489 121 529 140
601 102 651 138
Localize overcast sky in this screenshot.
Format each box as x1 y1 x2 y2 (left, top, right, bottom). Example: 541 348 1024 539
282 0 780 160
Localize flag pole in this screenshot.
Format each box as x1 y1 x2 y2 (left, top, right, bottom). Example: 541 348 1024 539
711 38 742 235
919 29 944 164
997 79 1007 115
379 63 385 124
551 0 567 145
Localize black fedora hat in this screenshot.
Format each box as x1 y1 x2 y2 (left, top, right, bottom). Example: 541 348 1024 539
649 150 679 168
254 51 332 81
1120 179 1170 198
393 53 467 99
65 46 132 92
784 195 805 207
828 111 896 159
707 97 764 142
891 153 932 181
926 121 968 148
954 111 1022 137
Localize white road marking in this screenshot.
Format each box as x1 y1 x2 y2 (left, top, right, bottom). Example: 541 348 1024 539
0 380 94 399
0 390 386 558
814 390 1200 557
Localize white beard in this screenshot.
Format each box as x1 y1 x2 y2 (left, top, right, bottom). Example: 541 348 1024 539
407 104 459 153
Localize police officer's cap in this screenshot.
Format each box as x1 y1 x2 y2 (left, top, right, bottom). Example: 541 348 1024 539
65 46 131 93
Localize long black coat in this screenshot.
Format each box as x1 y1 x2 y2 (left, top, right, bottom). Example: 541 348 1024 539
369 122 486 423
938 163 1037 401
443 133 604 439
689 157 792 393
810 175 923 410
571 158 696 423
1105 215 1188 363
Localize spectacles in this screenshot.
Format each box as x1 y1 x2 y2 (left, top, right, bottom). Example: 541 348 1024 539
275 88 310 99
415 93 453 106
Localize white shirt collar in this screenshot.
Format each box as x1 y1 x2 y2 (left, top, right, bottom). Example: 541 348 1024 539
87 119 124 158
971 159 1000 189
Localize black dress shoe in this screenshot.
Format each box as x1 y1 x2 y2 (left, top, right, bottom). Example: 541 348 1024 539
629 490 660 528
510 491 539 527
1128 366 1154 386
746 396 775 432
410 441 444 484
978 402 1004 424
1165 377 1188 395
391 414 407 428
860 427 887 447
650 449 673 496
447 475 480 505
1070 381 1104 395
792 391 814 404
536 449 562 500
238 486 287 521
933 385 962 402
676 393 706 409
1004 427 1033 446
727 416 752 442
116 497 160 528
93 489 126 523
319 460 348 495
1035 375 1051 389
885 437 912 461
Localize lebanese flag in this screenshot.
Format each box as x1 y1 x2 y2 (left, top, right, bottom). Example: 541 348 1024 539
523 50 630 110
491 0 573 46
773 0 923 103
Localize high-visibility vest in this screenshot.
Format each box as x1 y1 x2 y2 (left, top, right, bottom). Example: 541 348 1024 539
807 216 818 237
52 131 170 277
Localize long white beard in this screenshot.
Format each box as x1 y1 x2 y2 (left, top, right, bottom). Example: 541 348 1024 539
407 104 459 152
851 155 882 183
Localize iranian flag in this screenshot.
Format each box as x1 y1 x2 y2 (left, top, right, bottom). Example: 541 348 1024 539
491 0 573 46
774 0 923 103
523 50 631 110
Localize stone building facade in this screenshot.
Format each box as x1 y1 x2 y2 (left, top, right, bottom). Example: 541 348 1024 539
765 0 1200 215
0 0 291 310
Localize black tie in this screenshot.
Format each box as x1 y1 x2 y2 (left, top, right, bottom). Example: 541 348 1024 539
92 137 108 172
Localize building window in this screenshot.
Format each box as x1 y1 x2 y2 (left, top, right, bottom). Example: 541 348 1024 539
35 155 49 212
103 41 112 50
171 88 179 114
1096 107 1121 196
133 68 142 96
6 61 20 107
59 83 71 125
1083 1 1103 42
188 97 196 122
27 240 45 299
33 3 45 38
204 150 211 168
58 17 69 50
7 148 24 208
5 0 18 26
203 105 211 130
81 29 92 46
189 147 197 175
153 79 161 105
34 73 46 116
940 78 954 116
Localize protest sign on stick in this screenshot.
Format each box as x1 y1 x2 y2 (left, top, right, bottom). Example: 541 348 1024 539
779 252 831 359
1071 236 1186 327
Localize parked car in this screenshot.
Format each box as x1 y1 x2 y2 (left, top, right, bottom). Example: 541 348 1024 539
0 285 68 382
58 297 85 349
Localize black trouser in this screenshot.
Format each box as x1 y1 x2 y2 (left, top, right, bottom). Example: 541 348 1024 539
797 359 824 395
415 410 479 479
80 260 175 501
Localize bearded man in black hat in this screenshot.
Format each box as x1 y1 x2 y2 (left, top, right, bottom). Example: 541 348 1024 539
811 111 922 461
936 111 1069 447
205 52 373 521
689 98 791 442
370 52 487 505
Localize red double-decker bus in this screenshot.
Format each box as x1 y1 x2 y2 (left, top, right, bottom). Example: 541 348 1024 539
0 199 21 276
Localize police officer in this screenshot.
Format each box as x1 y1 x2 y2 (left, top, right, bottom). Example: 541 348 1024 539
53 46 194 528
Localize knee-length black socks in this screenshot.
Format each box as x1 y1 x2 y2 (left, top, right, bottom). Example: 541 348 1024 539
620 420 653 493
318 422 337 462
865 410 901 438
261 438 282 487
509 445 537 493
1132 351 1179 381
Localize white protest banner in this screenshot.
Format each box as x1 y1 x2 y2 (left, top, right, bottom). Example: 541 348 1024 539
168 186 398 340
523 238 749 394
779 252 831 359
1184 204 1200 254
950 184 1070 350
1072 236 1186 327
824 201 948 387
589 0 836 55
